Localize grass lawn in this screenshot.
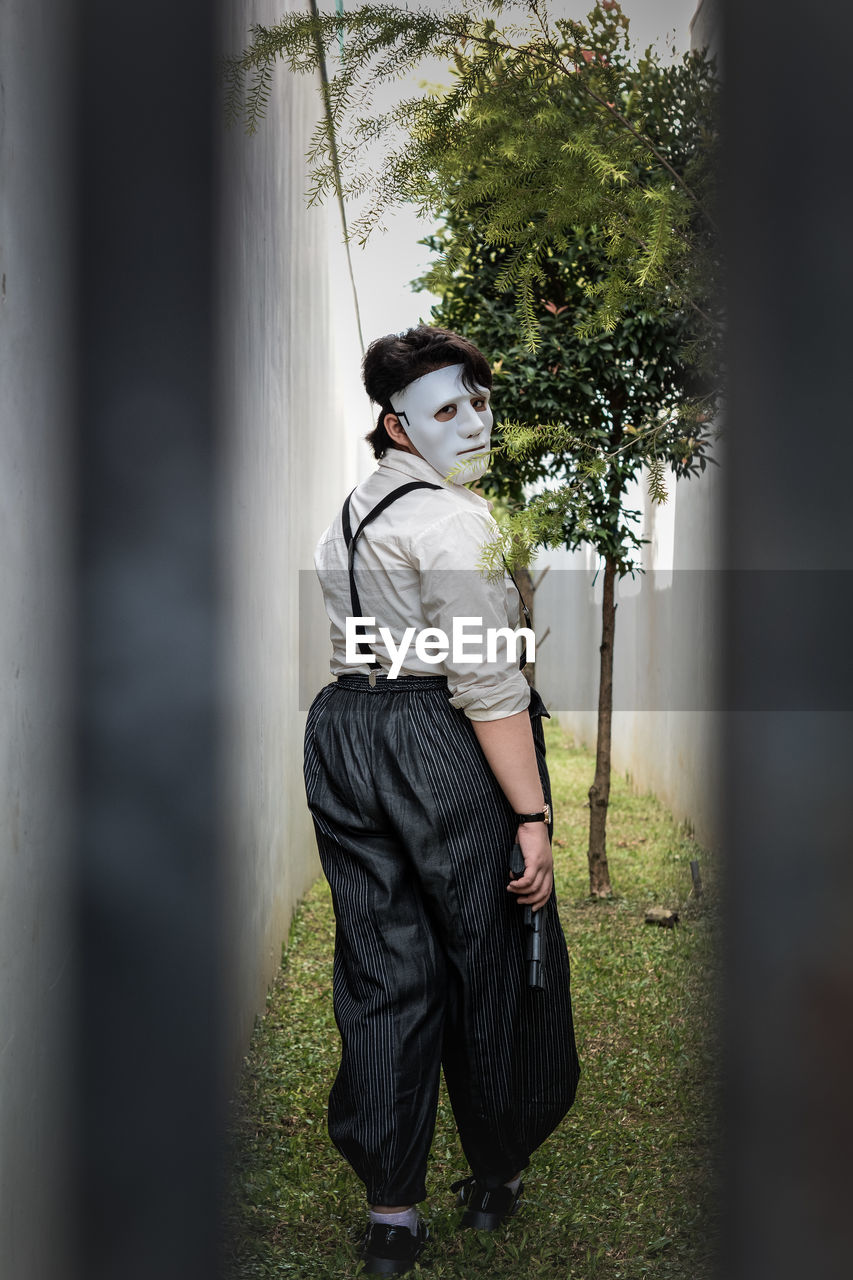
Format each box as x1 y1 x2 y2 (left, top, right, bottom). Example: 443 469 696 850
224 719 720 1278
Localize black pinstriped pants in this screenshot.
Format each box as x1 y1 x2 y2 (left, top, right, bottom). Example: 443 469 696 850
303 673 580 1206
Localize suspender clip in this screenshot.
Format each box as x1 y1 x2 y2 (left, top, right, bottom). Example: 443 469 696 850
368 667 377 688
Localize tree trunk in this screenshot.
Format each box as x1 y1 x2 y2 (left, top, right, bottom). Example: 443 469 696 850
587 553 616 897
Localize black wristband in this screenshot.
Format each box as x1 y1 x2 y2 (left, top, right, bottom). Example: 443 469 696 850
516 803 551 825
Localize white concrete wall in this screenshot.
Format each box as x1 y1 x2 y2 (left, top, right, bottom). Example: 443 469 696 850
0 2 74 1276
217 0 367 1056
689 0 721 56
533 453 723 852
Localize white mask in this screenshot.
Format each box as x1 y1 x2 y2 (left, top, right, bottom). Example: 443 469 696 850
390 363 493 484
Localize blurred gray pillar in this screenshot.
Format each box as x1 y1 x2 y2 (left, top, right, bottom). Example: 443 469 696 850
721 2 853 1279
73 2 225 1278
0 2 75 1277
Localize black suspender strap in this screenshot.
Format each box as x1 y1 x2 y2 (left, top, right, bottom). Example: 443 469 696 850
342 482 442 663
340 481 530 672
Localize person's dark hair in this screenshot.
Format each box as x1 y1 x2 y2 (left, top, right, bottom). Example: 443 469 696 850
362 325 493 459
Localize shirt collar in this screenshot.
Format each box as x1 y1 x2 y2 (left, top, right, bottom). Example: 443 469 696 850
377 448 491 510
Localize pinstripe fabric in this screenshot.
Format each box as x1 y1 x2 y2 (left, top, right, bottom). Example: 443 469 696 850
303 674 581 1205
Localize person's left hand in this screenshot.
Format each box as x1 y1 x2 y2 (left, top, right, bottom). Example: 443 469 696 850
506 822 553 911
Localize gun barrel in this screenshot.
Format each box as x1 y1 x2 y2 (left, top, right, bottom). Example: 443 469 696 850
527 910 544 989
508 842 546 991
529 911 542 962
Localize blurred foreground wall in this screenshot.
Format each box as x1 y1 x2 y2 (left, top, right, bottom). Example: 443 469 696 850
0 0 364 1272
0 2 74 1276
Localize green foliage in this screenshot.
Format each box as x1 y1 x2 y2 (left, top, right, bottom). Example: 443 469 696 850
224 721 720 1279
224 1 720 571
418 214 717 573
223 1 720 358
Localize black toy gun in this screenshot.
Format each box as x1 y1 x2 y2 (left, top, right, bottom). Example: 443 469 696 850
509 842 545 991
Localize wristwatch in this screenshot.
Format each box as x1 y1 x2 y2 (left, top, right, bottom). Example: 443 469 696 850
515 803 551 825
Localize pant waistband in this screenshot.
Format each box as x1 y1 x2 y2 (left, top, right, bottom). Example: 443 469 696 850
335 673 449 692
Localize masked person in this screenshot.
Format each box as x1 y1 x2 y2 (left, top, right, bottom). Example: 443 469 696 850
304 326 580 1276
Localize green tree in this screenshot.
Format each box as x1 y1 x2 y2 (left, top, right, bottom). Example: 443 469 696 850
224 0 720 361
418 213 715 896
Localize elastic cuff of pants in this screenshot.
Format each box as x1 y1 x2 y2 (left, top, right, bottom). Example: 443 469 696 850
366 1186 426 1207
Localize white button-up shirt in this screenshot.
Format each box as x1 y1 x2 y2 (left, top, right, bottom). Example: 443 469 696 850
314 450 532 721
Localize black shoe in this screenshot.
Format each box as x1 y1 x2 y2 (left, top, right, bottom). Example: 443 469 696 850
451 1175 523 1231
359 1219 429 1275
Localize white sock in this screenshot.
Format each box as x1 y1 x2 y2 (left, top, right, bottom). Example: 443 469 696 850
504 1176 522 1195
369 1206 420 1234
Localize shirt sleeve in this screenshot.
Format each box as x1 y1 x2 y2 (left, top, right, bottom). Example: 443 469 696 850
412 508 532 721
